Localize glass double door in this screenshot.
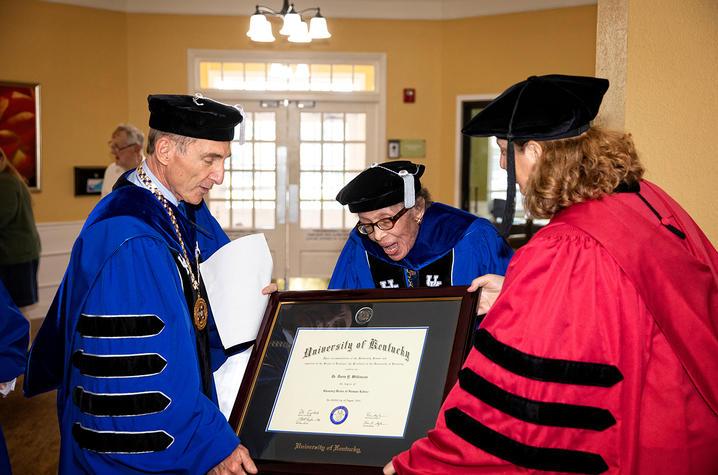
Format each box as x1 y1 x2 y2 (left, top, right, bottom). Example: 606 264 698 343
208 100 376 288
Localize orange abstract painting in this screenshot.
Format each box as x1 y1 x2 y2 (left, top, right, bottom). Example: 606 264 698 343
0 82 40 189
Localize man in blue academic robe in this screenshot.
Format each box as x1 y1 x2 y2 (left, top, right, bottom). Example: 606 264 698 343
25 95 262 474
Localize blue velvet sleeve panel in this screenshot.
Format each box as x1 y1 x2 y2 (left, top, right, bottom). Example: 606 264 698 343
328 231 375 290
62 237 238 474
0 281 29 382
450 219 513 285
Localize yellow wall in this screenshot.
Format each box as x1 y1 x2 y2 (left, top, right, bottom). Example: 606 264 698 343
3 0 597 222
624 0 718 243
125 14 446 193
439 6 597 201
0 0 128 222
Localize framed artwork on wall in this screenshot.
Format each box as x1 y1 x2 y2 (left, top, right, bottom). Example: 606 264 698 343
73 166 106 196
0 81 41 190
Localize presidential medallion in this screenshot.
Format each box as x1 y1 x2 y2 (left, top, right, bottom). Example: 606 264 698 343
194 296 208 331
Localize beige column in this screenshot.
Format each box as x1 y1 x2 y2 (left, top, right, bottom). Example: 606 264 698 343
595 0 628 129
596 0 718 244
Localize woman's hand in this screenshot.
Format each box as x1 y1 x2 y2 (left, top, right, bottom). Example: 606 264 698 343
261 283 278 295
383 460 396 475
468 274 505 315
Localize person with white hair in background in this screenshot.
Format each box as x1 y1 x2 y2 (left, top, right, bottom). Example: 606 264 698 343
100 123 144 197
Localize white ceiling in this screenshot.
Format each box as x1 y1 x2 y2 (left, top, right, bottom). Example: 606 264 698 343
44 0 596 20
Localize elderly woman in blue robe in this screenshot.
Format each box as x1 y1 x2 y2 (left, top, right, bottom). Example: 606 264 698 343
329 161 512 292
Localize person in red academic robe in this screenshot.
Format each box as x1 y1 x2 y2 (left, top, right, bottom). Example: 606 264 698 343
385 74 718 474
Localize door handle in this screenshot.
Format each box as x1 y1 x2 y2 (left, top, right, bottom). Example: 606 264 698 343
288 184 299 224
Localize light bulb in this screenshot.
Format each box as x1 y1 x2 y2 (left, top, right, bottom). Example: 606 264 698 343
309 14 331 39
288 21 311 43
279 9 302 36
247 14 275 42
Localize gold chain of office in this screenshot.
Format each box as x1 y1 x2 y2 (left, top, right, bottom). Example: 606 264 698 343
136 162 208 331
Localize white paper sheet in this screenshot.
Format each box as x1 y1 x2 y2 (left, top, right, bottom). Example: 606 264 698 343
213 347 253 419
201 233 273 348
203 234 273 420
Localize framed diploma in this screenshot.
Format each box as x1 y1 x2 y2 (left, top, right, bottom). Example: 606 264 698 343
229 287 478 474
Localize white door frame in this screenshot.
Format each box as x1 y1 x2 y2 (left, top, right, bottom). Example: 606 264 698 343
454 94 496 207
187 50 385 284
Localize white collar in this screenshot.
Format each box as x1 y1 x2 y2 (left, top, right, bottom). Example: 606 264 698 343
128 161 180 207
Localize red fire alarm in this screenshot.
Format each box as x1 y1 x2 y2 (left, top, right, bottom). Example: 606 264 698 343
403 88 416 103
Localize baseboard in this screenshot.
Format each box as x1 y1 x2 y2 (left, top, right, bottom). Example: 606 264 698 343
28 220 84 320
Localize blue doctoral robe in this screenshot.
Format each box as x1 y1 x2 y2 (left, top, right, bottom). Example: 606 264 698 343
0 281 30 475
329 203 513 289
24 180 238 474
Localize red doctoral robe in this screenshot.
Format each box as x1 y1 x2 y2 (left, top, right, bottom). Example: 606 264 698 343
393 181 718 474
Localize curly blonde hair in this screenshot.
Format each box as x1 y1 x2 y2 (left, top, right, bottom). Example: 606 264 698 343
524 127 644 218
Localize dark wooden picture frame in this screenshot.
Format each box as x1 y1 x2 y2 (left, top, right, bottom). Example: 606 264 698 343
229 287 478 474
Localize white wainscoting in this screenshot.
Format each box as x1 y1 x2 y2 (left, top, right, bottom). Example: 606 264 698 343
23 221 84 320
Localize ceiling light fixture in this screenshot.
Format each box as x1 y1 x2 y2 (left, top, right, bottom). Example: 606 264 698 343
247 0 331 44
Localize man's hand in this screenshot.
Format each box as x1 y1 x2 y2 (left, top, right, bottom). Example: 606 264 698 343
383 460 396 475
261 283 278 295
467 274 505 315
208 444 257 475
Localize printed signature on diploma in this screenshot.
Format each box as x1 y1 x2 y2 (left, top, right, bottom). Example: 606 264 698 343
363 411 387 427
296 408 321 425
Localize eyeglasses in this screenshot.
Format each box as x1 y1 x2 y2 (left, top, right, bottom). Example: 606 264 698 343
108 141 136 152
356 207 409 235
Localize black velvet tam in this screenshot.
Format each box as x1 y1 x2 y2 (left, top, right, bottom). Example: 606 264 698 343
148 94 243 142
336 160 425 213
462 74 609 140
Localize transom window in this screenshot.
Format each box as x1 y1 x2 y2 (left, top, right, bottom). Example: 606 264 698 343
199 61 375 92
192 51 383 236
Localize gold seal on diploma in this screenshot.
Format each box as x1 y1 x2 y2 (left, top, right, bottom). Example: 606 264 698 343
194 296 208 330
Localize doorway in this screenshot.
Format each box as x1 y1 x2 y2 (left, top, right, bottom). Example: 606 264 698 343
458 97 542 248
458 98 525 218
460 100 492 215
207 99 377 288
